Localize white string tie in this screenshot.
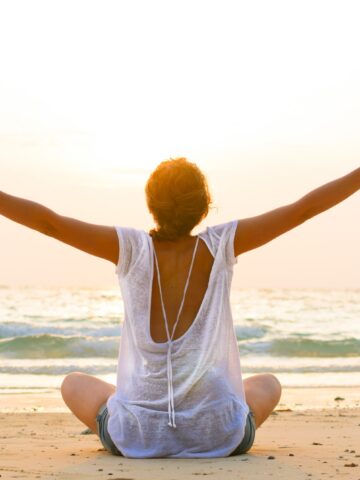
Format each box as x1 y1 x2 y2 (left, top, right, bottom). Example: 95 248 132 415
153 235 200 428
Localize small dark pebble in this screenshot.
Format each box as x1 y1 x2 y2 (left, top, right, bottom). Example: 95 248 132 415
334 397 345 401
344 463 358 467
312 442 323 445
267 456 275 460
70 453 76 456
289 453 294 456
98 468 103 471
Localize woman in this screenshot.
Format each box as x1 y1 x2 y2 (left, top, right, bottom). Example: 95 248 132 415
1 158 359 458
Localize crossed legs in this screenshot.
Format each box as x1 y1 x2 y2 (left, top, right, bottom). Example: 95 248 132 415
61 372 281 433
243 373 282 428
61 372 115 433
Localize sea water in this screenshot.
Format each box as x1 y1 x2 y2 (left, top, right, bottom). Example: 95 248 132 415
0 287 359 392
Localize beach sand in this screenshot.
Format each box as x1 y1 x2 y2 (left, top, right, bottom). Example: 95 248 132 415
0 387 359 480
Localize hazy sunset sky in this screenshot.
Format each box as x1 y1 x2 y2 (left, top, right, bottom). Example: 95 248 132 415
1 0 359 288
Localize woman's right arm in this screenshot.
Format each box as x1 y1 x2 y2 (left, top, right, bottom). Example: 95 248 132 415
0 191 119 264
0 191 58 235
234 166 360 256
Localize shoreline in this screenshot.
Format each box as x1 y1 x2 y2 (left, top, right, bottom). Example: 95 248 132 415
1 386 359 413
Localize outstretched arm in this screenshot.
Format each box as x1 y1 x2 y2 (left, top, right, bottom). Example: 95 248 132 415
0 191 119 264
234 166 360 256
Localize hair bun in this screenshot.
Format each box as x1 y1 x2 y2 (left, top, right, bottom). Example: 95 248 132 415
146 157 212 241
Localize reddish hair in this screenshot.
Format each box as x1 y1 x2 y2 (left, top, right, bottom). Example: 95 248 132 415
145 157 212 241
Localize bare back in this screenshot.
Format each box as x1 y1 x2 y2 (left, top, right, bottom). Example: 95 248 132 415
150 236 214 343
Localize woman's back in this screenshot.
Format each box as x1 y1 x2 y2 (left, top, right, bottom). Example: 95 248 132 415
106 220 250 458
150 234 214 343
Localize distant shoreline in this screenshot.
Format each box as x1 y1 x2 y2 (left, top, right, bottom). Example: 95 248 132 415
1 386 359 413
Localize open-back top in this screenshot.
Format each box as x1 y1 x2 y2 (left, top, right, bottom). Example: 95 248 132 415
106 220 249 458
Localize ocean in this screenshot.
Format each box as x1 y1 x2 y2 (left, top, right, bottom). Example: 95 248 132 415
0 287 359 393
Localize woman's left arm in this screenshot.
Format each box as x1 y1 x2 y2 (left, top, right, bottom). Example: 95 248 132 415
297 166 360 219
234 166 360 256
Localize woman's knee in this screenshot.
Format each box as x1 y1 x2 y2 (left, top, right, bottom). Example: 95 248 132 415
60 371 84 400
245 373 282 407
244 373 282 428
265 373 282 404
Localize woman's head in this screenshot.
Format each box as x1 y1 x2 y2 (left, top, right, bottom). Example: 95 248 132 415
145 157 212 241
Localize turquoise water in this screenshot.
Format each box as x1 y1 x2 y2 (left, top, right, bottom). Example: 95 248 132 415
0 287 359 389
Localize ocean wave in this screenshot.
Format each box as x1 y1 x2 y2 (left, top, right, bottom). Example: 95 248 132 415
239 337 360 357
2 363 360 375
241 364 360 373
234 325 268 339
0 334 119 358
0 323 267 342
0 322 122 340
1 332 360 360
0 364 117 375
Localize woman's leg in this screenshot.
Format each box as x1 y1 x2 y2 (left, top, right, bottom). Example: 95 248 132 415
243 373 282 429
61 372 116 432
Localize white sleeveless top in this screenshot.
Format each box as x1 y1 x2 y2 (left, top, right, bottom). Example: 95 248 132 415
106 220 249 458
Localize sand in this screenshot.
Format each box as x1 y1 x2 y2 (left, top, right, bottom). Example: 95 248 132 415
0 387 359 480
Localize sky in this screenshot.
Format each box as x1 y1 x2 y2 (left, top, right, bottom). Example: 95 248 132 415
0 0 359 289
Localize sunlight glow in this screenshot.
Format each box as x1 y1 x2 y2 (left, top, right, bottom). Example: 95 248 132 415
1 1 359 288
1 0 359 173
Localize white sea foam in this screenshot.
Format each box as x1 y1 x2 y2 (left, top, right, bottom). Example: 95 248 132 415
0 287 359 388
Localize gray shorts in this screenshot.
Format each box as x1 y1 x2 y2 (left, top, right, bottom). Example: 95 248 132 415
228 409 256 456
96 403 123 456
96 403 256 457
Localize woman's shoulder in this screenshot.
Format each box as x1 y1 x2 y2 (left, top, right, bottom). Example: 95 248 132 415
114 226 151 275
114 225 150 241
198 220 238 266
113 226 143 255
199 220 238 240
